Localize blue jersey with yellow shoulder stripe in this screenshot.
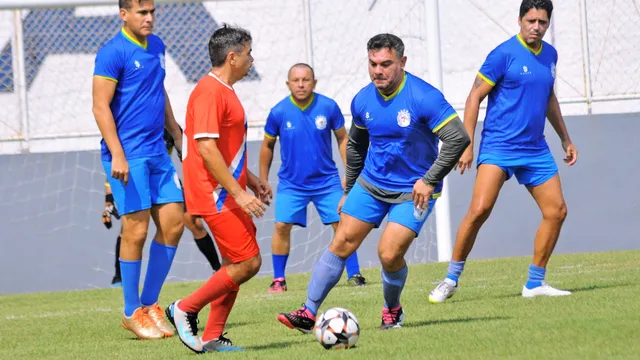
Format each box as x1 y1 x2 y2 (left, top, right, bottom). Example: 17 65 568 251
478 34 558 155
93 28 167 162
264 93 344 194
351 71 458 194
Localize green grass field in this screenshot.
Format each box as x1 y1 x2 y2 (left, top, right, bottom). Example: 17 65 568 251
1 250 639 360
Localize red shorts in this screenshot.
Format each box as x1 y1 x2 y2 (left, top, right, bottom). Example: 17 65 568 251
201 208 260 263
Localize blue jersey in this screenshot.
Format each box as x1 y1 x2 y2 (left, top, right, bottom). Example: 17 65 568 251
264 93 344 194
351 72 458 194
94 28 167 161
478 34 558 155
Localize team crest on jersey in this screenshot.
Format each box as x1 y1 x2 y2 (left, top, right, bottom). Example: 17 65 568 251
159 53 166 70
315 115 327 130
397 109 411 127
550 62 556 79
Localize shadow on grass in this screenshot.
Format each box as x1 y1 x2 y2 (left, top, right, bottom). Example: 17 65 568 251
244 341 296 351
403 316 510 328
451 282 635 303
565 282 635 293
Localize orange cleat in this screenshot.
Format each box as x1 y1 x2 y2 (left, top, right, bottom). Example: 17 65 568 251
121 307 164 340
144 303 175 337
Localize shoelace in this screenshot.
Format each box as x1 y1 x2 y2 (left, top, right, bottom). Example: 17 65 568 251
186 312 200 335
293 305 311 319
381 308 398 324
436 281 454 293
215 332 233 346
137 310 156 328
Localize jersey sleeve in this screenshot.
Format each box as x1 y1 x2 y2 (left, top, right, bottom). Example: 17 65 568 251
93 45 123 83
331 101 346 130
263 109 280 139
192 91 224 139
478 47 508 87
421 88 459 133
350 96 365 129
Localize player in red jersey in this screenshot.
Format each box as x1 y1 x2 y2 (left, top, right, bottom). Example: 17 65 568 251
165 24 271 354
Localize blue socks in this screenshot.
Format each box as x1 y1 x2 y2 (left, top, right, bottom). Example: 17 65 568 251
119 259 142 317
345 252 361 279
140 241 178 307
446 260 466 284
275 252 360 280
304 249 346 316
272 254 289 279
525 264 546 289
382 265 408 309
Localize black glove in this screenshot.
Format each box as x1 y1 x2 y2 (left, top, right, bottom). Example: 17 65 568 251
102 193 120 229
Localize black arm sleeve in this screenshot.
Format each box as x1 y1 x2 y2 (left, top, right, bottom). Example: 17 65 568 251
344 125 370 194
423 117 470 185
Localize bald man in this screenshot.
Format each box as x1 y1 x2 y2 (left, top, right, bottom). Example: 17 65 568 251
259 63 366 293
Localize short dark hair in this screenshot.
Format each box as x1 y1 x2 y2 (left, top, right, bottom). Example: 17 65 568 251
208 24 252 68
367 33 405 58
519 0 553 19
119 0 152 10
287 63 315 79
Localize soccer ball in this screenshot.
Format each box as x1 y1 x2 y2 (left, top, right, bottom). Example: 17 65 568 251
314 307 360 350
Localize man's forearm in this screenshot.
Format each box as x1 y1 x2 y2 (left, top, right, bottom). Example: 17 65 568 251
344 125 369 194
164 90 182 141
423 118 471 185
94 107 125 157
199 141 244 197
462 95 481 146
547 94 571 143
338 137 347 169
259 145 274 181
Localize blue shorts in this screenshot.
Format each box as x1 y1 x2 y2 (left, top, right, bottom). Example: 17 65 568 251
340 182 437 236
477 150 558 187
103 152 184 215
275 190 342 227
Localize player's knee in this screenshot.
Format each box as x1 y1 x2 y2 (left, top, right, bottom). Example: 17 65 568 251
274 222 293 237
243 254 262 277
467 203 493 224
328 232 358 258
184 213 205 232
167 215 185 237
543 201 567 222
122 226 147 246
377 250 401 269
193 217 205 231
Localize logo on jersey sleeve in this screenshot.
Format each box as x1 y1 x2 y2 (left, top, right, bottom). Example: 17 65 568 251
159 53 166 70
397 109 411 127
550 62 556 79
315 115 327 130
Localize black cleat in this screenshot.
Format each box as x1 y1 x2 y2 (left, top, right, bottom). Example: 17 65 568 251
348 274 367 286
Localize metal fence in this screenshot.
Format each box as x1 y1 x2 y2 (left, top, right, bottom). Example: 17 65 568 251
1 0 639 148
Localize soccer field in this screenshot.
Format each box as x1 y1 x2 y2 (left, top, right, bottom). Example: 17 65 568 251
1 250 638 359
